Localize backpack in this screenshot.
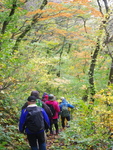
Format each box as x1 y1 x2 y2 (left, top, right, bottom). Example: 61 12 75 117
61 105 69 117
36 99 42 107
47 104 56 117
25 106 44 133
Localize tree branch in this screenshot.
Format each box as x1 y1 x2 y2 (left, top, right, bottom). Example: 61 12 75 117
97 0 104 17
103 0 109 13
1 0 17 34
12 0 48 53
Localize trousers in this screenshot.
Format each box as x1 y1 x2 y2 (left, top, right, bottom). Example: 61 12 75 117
27 131 46 150
61 115 70 128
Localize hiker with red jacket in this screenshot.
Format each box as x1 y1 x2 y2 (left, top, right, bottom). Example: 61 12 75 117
45 94 60 135
42 92 49 103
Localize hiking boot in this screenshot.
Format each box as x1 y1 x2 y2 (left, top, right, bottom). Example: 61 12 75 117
56 132 59 135
50 131 53 135
56 129 59 134
62 127 65 131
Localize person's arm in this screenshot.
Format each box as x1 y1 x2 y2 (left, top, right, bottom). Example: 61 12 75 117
19 109 28 133
59 104 62 111
41 108 50 129
68 103 74 109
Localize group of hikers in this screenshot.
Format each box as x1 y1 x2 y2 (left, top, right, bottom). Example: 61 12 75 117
19 91 74 150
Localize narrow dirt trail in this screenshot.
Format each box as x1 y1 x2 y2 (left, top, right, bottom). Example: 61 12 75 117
46 128 64 150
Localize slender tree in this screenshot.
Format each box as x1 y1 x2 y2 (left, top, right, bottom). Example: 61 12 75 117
88 0 111 101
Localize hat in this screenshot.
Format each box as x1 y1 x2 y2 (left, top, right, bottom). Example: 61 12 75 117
31 91 39 98
48 94 55 101
27 96 36 102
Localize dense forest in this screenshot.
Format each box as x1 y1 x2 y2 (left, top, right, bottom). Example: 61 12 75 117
1 0 113 149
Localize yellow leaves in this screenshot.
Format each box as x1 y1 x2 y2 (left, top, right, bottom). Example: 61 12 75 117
92 87 113 132
69 66 75 70
45 41 59 46
54 78 70 84
107 92 112 96
93 94 102 99
81 85 87 90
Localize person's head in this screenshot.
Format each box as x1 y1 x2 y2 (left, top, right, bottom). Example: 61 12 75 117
60 97 68 103
60 97 64 100
44 92 47 95
48 94 55 101
27 96 37 105
42 92 48 98
31 91 40 99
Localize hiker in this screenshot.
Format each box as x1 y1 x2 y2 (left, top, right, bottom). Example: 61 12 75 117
59 97 74 129
19 96 50 150
42 92 49 103
60 97 68 103
22 91 52 118
45 94 60 135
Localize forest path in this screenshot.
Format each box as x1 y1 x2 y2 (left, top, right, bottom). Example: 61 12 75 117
46 128 64 150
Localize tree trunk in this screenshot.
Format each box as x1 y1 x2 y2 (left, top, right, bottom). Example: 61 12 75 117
88 39 100 101
108 58 113 85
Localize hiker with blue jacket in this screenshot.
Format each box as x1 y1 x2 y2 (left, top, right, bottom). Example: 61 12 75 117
19 96 50 150
59 97 74 129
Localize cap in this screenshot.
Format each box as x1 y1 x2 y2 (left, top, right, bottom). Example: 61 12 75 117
27 96 36 102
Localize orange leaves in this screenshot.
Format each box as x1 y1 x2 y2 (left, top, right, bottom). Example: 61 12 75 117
76 10 85 14
26 9 45 16
26 0 102 25
90 7 102 17
54 12 73 18
17 7 23 10
50 28 68 36
74 51 90 59
73 0 102 17
48 2 65 11
19 0 27 2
